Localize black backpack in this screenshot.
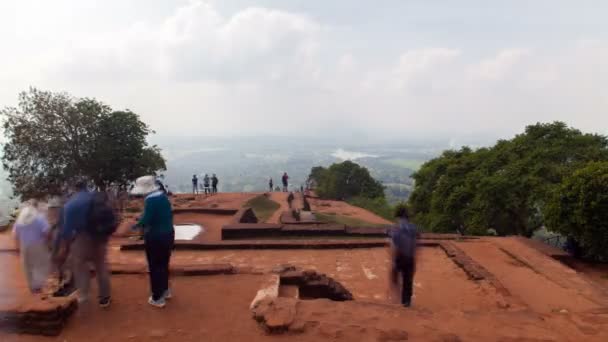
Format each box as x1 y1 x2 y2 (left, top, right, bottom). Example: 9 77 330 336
87 192 118 238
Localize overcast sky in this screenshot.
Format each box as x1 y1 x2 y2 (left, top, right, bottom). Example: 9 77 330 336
1 0 607 142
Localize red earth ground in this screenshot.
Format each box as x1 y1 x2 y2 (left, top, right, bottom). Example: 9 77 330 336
2 193 608 341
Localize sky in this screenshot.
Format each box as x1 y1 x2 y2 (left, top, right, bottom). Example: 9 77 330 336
1 0 607 143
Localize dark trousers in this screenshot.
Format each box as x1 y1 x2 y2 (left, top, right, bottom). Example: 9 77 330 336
144 232 174 301
212 185 218 193
392 257 415 306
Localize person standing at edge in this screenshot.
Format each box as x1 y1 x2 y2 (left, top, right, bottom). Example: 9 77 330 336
191 174 199 195
211 174 219 194
203 174 211 195
389 204 418 307
269 178 274 192
131 176 175 308
282 172 289 192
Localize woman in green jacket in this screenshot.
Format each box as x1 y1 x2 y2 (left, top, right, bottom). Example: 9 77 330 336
131 176 174 308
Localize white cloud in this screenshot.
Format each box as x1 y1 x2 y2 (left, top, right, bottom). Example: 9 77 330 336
0 1 607 139
468 48 530 81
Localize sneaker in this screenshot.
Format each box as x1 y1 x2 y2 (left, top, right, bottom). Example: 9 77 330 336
148 296 166 308
163 289 172 300
99 297 111 308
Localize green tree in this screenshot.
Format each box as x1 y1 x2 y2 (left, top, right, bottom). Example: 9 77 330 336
409 122 608 236
1 88 166 198
544 162 608 261
309 161 384 200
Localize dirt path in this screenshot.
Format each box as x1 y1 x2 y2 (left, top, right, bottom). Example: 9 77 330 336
267 192 288 224
456 240 602 313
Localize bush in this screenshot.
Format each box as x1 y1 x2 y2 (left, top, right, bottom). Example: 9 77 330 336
544 161 608 261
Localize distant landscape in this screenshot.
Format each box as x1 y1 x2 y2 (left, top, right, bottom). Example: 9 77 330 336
152 136 446 204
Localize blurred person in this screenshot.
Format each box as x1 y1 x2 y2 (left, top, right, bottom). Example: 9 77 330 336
282 172 289 192
203 174 211 195
269 178 274 192
212 174 219 194
131 176 175 308
58 180 116 307
389 205 418 307
13 202 51 293
192 174 199 195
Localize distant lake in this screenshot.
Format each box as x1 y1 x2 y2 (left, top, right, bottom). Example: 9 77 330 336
331 149 379 161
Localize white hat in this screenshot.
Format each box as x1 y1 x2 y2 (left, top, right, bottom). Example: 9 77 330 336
130 175 159 195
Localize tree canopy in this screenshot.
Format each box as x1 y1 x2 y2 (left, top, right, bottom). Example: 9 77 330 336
308 161 385 200
544 161 608 261
409 122 608 237
1 88 166 198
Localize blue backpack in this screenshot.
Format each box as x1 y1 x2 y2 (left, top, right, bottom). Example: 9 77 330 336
87 192 118 238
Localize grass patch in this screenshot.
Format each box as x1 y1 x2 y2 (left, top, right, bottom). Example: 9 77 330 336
384 158 425 170
315 212 387 228
245 194 281 222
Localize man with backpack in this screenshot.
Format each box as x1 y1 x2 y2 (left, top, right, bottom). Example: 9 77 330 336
57 180 117 307
389 205 418 307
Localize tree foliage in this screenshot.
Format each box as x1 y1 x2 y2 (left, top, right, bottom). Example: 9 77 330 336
308 161 385 200
544 162 608 261
409 122 608 236
1 88 166 198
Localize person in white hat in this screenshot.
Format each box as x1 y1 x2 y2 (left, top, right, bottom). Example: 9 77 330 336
131 175 175 308
13 202 51 293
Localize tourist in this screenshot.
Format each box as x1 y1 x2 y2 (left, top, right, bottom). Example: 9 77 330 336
269 178 274 192
212 174 219 194
192 174 199 195
282 172 289 192
58 180 114 307
389 205 417 307
203 174 211 195
131 175 175 308
13 202 52 294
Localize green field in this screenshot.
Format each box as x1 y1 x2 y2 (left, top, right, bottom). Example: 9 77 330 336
384 158 425 170
315 212 387 228
245 195 280 222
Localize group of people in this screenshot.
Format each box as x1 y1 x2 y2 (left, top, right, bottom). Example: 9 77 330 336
192 174 219 195
12 173 417 309
268 172 290 192
12 175 176 309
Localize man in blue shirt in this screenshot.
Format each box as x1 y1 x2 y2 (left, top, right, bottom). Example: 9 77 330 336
59 180 112 308
389 205 418 307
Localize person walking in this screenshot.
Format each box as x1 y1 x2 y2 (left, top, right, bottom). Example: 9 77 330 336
269 178 274 192
211 174 219 194
192 175 199 195
131 176 175 308
58 181 115 307
389 205 418 307
13 202 52 294
282 172 289 192
203 174 211 195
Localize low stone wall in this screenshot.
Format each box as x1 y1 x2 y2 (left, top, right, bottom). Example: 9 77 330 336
121 239 389 251
0 297 78 336
173 208 238 216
